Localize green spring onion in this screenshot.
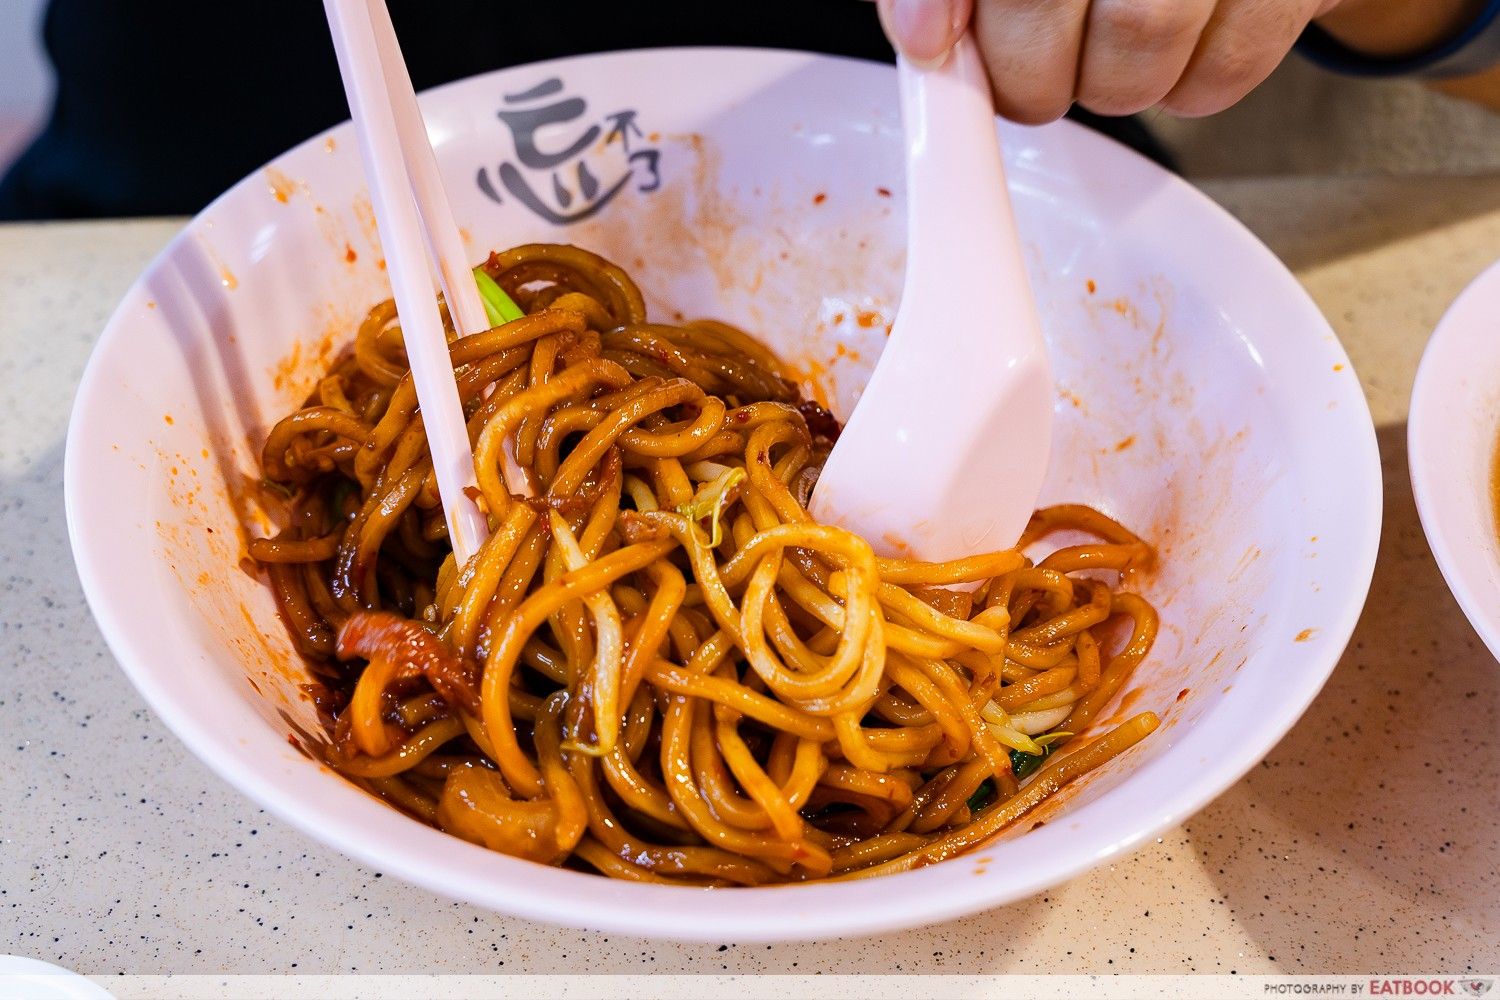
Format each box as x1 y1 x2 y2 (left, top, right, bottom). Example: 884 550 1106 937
473 267 524 326
676 467 746 548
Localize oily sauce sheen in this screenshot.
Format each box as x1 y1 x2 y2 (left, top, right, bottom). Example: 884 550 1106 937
249 242 1164 884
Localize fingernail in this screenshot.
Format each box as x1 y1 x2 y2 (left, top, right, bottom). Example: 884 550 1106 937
886 0 961 64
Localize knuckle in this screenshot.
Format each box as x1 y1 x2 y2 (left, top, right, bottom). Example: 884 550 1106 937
1164 33 1275 115
1075 57 1175 115
1093 0 1200 50
1200 38 1265 91
1176 41 1272 108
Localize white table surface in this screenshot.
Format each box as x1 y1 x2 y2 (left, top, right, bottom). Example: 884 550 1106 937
2 177 1498 975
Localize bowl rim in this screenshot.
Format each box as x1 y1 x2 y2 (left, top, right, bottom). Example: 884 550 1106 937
64 46 1384 941
1409 258 1500 663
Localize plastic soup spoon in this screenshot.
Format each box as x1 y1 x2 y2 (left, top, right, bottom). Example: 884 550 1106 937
811 32 1052 562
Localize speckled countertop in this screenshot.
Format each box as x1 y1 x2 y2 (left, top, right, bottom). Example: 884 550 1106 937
2 179 1499 976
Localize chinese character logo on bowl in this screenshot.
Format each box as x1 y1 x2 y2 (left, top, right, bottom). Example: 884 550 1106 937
476 77 662 225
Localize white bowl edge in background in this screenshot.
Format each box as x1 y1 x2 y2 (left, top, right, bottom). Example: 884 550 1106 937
0 958 114 1000
1410 259 1500 664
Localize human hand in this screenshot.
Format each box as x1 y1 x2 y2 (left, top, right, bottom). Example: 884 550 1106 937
875 0 1479 123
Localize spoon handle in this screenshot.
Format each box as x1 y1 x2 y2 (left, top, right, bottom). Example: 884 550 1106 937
896 33 1043 358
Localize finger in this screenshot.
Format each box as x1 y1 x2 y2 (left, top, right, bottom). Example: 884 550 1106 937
972 0 1092 124
1162 0 1321 117
1075 0 1218 117
876 0 974 66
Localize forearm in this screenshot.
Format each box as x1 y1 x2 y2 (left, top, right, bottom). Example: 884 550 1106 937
1315 0 1500 111
1315 0 1483 56
1430 63 1500 110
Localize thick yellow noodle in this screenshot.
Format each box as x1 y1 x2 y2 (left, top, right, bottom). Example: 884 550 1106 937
251 242 1162 883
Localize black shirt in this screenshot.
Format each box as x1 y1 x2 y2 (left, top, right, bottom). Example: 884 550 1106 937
0 0 1173 220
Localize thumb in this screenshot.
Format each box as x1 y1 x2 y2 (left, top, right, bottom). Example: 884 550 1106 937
876 0 973 66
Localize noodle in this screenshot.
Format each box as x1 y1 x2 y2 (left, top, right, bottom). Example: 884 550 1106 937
251 242 1163 884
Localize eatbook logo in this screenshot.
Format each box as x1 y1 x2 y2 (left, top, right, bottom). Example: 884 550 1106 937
1461 982 1493 998
475 77 662 225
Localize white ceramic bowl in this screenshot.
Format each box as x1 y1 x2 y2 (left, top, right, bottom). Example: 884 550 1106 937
65 49 1381 941
1410 260 1500 662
